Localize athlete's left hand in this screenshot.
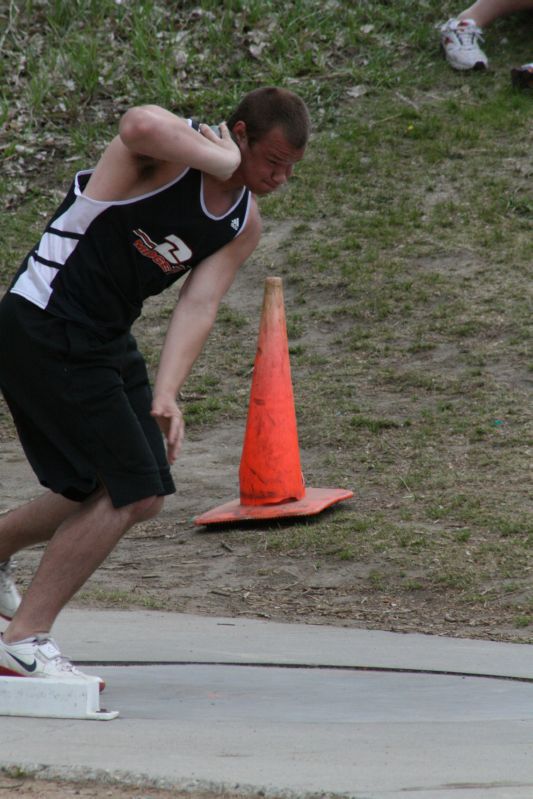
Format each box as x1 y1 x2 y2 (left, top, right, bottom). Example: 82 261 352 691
151 398 185 464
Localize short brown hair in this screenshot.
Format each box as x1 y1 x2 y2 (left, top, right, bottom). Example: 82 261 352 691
227 87 310 149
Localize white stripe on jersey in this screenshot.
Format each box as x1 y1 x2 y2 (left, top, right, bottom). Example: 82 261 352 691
10 256 59 309
36 231 80 265
11 176 113 309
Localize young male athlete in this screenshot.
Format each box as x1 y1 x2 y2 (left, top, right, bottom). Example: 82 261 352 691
0 87 310 688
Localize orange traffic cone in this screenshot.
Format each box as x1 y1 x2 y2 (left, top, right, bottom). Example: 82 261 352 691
194 277 353 525
239 274 305 506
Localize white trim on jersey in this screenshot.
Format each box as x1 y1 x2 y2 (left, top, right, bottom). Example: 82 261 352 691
237 191 252 238
199 173 247 223
73 167 191 207
10 257 59 309
11 189 113 309
36 231 80 265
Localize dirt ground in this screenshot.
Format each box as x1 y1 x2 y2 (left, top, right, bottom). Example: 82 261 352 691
0 773 263 799
4 426 519 642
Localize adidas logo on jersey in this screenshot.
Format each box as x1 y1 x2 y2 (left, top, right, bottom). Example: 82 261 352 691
230 217 240 231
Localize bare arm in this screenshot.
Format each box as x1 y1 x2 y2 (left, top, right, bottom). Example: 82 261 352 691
119 105 241 180
84 105 241 201
151 201 262 463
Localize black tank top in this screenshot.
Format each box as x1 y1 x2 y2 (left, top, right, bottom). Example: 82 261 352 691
11 150 251 337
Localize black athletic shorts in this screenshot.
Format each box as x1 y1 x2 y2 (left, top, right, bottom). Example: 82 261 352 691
0 292 176 508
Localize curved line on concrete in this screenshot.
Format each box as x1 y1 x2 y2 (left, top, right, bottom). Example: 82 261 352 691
74 660 533 684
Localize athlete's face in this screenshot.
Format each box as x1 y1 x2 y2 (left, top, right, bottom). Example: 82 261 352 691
233 125 305 196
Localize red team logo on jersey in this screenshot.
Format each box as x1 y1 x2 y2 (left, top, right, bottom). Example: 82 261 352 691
133 229 192 274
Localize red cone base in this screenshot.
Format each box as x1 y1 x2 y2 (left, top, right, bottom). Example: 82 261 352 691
194 487 354 526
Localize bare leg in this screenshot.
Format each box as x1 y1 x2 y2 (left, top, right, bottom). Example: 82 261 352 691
3 491 163 643
459 0 533 27
0 492 79 561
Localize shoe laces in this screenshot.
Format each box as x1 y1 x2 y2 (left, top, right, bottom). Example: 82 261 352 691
443 19 484 45
35 636 78 673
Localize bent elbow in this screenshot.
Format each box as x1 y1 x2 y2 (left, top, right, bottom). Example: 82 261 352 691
119 106 160 150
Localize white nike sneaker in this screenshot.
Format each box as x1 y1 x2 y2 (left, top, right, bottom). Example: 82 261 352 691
0 560 21 621
0 635 105 691
440 18 488 71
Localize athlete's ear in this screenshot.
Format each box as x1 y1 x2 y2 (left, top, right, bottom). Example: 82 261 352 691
232 120 247 145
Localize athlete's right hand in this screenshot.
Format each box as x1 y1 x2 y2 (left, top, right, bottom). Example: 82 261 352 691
151 397 185 465
199 121 241 181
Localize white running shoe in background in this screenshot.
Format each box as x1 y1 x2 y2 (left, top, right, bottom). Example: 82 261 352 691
440 18 488 71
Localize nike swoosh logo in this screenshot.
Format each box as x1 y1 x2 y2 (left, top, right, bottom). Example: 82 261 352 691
10 653 37 673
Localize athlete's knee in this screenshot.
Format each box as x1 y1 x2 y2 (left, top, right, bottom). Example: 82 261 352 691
126 495 164 524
